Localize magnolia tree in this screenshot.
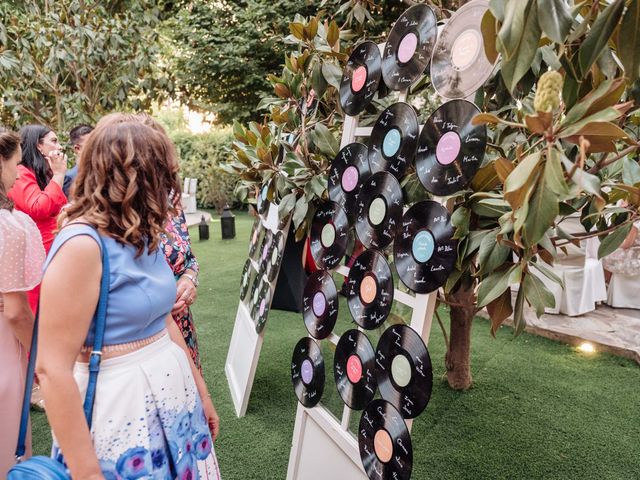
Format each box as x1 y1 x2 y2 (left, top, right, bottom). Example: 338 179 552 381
224 0 640 390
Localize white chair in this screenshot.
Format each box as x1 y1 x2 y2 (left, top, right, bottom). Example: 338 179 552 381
181 177 198 214
607 273 640 308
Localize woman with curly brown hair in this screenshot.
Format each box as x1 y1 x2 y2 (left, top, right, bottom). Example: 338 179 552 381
0 127 46 477
36 114 221 479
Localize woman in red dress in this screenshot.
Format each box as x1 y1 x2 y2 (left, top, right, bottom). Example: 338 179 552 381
8 125 68 313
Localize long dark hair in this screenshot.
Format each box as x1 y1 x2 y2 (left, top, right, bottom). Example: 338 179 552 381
0 127 21 210
20 125 52 190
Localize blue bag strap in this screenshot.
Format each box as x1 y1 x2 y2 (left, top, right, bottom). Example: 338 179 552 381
15 226 109 461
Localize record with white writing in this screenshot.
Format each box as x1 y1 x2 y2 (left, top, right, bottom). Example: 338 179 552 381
375 324 433 419
291 337 325 408
431 0 495 99
302 271 338 340
382 4 438 90
359 399 412 480
257 229 274 276
257 184 270 215
368 103 419 180
310 202 349 270
346 249 394 330
239 258 254 302
394 200 457 293
248 275 263 315
416 99 486 196
248 219 263 259
266 231 285 282
355 172 404 249
334 329 377 410
340 41 383 116
329 143 372 222
254 282 271 334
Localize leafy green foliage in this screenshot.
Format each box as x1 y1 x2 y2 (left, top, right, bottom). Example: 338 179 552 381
0 0 173 132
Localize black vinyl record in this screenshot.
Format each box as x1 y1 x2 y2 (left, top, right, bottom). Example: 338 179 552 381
346 249 394 330
375 324 433 419
431 0 495 99
340 41 383 116
329 143 372 222
303 271 338 340
394 200 457 293
291 337 325 408
254 282 271 334
248 219 263 259
257 184 269 215
266 231 285 282
359 399 412 480
416 99 486 196
310 202 349 270
239 258 254 302
355 172 403 249
248 275 263 314
334 329 377 410
257 230 274 275
382 4 438 90
368 102 419 179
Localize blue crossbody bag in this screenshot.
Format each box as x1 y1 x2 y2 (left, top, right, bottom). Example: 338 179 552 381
8 229 110 479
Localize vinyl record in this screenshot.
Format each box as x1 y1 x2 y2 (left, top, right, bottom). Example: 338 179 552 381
340 41 383 116
431 0 495 99
257 230 274 275
303 271 338 340
382 4 438 90
310 202 349 270
394 200 457 293
291 337 325 408
359 399 412 480
266 231 285 282
355 172 403 249
248 275 263 314
328 143 372 222
334 329 377 410
416 99 486 196
248 218 263 259
254 281 271 334
346 249 394 330
257 184 270 215
239 258 254 302
368 102 419 179
375 324 433 419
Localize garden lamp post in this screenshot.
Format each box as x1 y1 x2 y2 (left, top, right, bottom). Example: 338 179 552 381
221 205 236 239
198 215 210 241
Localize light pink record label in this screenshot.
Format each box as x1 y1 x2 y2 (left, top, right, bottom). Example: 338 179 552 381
352 66 367 92
301 359 313 384
347 354 363 384
259 299 266 316
312 291 326 317
436 131 461 165
341 165 359 192
398 32 418 63
451 29 481 71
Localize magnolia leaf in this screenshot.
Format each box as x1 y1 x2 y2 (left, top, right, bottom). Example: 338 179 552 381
522 177 558 247
617 0 640 82
505 152 541 194
487 288 513 337
466 230 490 258
478 229 511 275
311 62 328 99
577 0 624 75
327 20 339 47
497 0 532 60
598 222 632 259
471 162 500 192
564 121 628 140
523 272 555 317
312 123 338 157
321 62 342 90
531 261 562 286
544 149 570 198
563 78 626 126
477 264 521 308
293 195 309 227
489 0 507 21
524 112 552 134
622 156 640 185
451 206 470 239
494 157 514 183
278 192 297 220
537 0 573 44
558 106 623 137
513 286 526 336
471 198 511 218
289 22 305 41
561 155 603 198
481 9 500 64
472 112 501 125
445 268 463 294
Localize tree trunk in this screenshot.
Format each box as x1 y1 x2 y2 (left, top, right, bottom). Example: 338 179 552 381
445 284 476 390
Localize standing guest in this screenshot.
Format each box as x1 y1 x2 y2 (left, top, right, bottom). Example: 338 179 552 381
37 114 220 479
63 124 94 198
0 128 46 477
7 125 67 313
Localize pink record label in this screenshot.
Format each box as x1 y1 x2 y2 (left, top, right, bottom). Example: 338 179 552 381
398 32 418 63
436 131 461 165
351 66 367 92
347 354 363 384
341 165 359 192
301 359 313 385
312 291 326 317
259 299 266 316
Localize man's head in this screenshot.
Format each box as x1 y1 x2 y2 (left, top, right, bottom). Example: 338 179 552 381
69 124 94 156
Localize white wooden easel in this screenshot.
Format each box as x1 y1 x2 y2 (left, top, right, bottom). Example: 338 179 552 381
225 202 291 417
287 88 444 479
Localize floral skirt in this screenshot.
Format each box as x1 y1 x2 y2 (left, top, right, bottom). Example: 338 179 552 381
55 334 220 479
173 307 202 373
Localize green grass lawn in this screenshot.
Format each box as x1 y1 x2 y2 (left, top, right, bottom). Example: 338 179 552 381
32 211 640 479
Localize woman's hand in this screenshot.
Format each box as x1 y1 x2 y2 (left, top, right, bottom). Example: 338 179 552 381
171 274 197 316
202 395 220 442
47 150 67 176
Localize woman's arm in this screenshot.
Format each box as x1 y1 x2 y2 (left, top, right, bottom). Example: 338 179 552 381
36 235 103 480
2 291 34 347
9 168 67 220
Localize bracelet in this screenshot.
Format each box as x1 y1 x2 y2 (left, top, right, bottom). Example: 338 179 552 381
182 272 199 288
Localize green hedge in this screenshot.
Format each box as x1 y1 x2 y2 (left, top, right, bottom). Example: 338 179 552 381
170 129 238 211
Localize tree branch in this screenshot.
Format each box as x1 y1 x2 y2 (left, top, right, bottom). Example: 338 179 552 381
587 145 640 174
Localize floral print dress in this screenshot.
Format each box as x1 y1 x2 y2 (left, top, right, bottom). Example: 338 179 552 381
161 208 202 371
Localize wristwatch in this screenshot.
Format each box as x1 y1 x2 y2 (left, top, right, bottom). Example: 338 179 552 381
183 272 199 288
